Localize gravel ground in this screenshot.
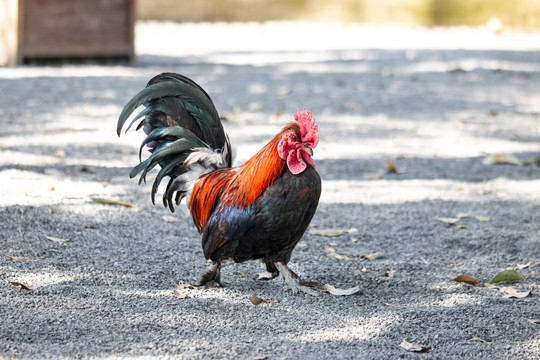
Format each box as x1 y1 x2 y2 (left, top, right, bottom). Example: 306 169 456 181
1 22 540 359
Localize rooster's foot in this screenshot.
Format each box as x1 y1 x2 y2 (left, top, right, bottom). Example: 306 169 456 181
274 262 319 296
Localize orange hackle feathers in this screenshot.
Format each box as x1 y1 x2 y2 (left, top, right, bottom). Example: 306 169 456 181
189 123 302 232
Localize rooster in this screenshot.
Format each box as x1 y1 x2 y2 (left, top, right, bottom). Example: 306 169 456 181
117 73 321 295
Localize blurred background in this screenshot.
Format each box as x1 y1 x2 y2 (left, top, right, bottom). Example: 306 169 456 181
3 0 540 67
139 0 540 28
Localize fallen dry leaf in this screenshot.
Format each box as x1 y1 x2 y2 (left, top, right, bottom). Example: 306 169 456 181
322 284 361 296
325 246 354 260
9 281 35 290
453 274 480 286
475 215 492 222
162 215 180 223
482 153 521 165
503 290 531 299
499 286 517 294
525 318 540 324
362 171 385 180
249 294 273 305
9 256 28 262
484 283 530 298
172 288 189 301
514 260 533 270
249 294 265 305
399 338 431 353
172 283 200 300
8 256 43 262
327 253 354 260
469 336 491 345
239 272 256 281
45 235 70 243
362 252 384 261
91 197 133 207
486 284 515 294
490 270 524 284
435 216 460 225
308 229 345 237
386 160 398 173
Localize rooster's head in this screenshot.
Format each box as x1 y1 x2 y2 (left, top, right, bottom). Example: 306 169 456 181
278 110 319 175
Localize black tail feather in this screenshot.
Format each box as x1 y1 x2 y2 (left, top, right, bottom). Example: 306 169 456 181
117 73 232 210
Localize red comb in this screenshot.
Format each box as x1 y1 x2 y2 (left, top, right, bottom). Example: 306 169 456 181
294 110 319 148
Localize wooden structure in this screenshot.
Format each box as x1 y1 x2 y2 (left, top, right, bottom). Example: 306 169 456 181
1 0 135 66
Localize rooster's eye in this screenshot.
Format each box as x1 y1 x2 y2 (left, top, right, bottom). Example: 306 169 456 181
291 135 297 141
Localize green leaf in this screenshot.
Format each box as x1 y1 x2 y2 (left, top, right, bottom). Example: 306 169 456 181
490 270 524 284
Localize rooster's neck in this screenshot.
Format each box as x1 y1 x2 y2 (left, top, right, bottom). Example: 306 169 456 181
227 135 286 208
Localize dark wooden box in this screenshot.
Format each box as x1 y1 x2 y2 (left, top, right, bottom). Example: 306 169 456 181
1 0 135 65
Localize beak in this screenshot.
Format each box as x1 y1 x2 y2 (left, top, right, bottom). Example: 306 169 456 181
301 145 313 156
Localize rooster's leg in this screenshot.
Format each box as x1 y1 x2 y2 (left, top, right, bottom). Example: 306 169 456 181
274 262 319 296
199 260 223 287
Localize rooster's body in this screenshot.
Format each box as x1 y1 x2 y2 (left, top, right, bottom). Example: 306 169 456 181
117 73 321 294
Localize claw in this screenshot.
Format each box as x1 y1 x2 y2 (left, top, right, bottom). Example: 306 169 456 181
274 262 319 296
